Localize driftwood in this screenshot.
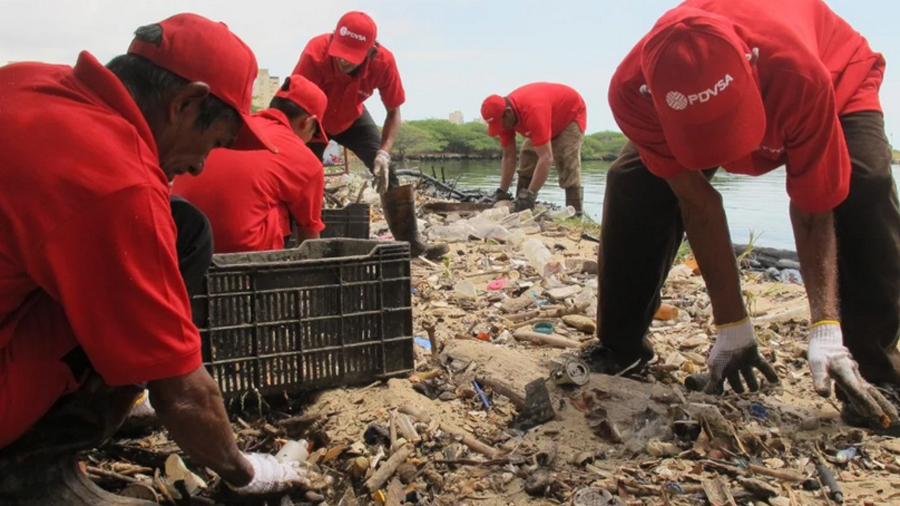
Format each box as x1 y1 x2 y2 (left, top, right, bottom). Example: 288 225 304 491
365 443 414 492
476 375 527 410
513 330 580 349
440 424 502 459
395 169 487 201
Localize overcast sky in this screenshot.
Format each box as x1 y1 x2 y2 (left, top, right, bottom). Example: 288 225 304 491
2 0 898 140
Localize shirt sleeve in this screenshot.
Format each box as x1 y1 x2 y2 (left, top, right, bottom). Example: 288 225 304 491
608 75 687 178
29 184 202 386
784 81 851 213
276 150 326 235
293 39 323 84
377 51 406 109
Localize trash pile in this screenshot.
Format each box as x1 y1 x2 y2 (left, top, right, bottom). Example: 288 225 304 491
86 172 900 506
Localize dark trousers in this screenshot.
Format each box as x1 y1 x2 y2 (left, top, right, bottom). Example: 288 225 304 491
597 110 900 385
170 195 214 298
308 107 400 189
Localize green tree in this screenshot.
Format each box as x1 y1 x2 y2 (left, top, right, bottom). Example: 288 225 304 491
394 122 443 158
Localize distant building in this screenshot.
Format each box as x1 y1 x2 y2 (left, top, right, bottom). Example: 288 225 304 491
472 115 487 125
252 69 281 111
449 111 464 125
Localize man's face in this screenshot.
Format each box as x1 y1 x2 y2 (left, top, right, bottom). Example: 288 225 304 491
501 107 517 131
155 84 241 181
334 57 361 74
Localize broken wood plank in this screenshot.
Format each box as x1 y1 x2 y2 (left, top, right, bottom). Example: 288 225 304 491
440 424 501 459
513 330 580 349
476 375 526 410
365 444 414 492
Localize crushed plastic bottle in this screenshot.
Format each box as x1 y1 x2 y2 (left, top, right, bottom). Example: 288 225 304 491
470 221 509 241
549 205 577 220
453 280 477 299
476 206 511 222
276 439 310 464
521 238 563 277
429 222 476 242
507 229 527 248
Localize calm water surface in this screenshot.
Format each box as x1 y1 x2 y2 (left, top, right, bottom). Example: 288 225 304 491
402 159 900 250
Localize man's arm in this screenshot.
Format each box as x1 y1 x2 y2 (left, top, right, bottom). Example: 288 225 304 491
148 366 253 486
790 204 840 321
666 171 745 324
296 229 321 242
528 143 554 194
499 142 517 192
380 107 402 153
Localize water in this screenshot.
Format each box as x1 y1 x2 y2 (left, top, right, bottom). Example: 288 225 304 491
407 159 900 250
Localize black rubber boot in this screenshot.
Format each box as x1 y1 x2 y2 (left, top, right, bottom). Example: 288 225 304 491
382 184 449 260
516 175 533 199
565 186 584 217
579 341 654 376
0 375 152 506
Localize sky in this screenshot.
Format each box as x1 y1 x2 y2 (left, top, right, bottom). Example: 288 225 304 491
2 0 899 140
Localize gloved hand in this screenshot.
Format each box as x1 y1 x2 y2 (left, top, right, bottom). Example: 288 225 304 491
514 189 537 212
228 453 316 496
808 322 899 428
492 188 513 203
705 318 780 394
129 389 156 418
373 149 391 194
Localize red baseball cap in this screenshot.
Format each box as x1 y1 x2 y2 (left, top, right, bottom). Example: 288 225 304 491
328 12 377 66
275 75 329 144
481 95 507 137
128 13 277 153
641 8 765 169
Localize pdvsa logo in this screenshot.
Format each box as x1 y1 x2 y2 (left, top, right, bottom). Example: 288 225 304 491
339 26 367 41
666 74 734 111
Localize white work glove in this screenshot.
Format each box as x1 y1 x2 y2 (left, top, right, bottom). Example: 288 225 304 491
705 318 779 394
373 149 391 194
808 322 899 428
227 453 313 496
129 389 156 418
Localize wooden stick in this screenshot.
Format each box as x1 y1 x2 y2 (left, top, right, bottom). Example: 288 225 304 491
365 444 414 492
747 464 804 483
399 404 431 423
422 321 439 363
354 181 369 204
510 318 554 331
476 375 526 410
86 466 143 485
441 424 501 459
513 330 580 349
506 306 565 323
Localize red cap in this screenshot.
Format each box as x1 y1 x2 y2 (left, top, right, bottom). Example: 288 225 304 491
328 12 377 66
481 95 507 137
275 75 329 144
128 13 277 153
641 9 764 169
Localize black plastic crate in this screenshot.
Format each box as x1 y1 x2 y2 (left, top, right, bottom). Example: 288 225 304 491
321 203 371 239
191 239 413 398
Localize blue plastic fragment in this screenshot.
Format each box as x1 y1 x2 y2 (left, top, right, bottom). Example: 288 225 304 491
411 287 418 295
533 322 554 334
472 380 492 410
749 402 769 419
414 337 432 351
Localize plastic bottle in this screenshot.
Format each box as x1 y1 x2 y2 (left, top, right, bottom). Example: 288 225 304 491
521 238 563 277
470 221 509 241
276 439 310 464
454 280 477 299
429 223 476 242
476 206 511 222
508 229 527 248
550 206 577 220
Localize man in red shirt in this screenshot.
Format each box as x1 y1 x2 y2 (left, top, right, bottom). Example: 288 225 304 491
293 11 448 259
0 14 320 504
595 0 900 427
174 75 328 253
481 83 588 214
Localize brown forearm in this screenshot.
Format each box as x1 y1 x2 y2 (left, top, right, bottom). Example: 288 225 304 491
297 229 320 242
669 173 746 324
380 108 401 153
528 152 553 194
790 203 840 322
500 144 517 191
148 366 252 486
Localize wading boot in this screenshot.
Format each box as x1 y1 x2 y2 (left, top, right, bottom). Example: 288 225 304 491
565 186 584 217
0 376 152 506
515 175 533 199
382 184 449 260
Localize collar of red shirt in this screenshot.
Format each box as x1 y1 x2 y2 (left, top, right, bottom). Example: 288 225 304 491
71 51 159 157
258 108 293 129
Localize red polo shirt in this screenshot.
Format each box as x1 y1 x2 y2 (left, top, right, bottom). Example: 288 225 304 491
609 0 885 213
172 109 325 253
293 34 406 135
0 53 202 447
498 83 587 148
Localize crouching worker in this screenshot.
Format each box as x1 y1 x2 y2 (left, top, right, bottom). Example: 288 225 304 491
174 75 328 253
0 14 323 505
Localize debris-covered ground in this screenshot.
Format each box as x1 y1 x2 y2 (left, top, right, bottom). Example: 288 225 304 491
89 170 900 506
